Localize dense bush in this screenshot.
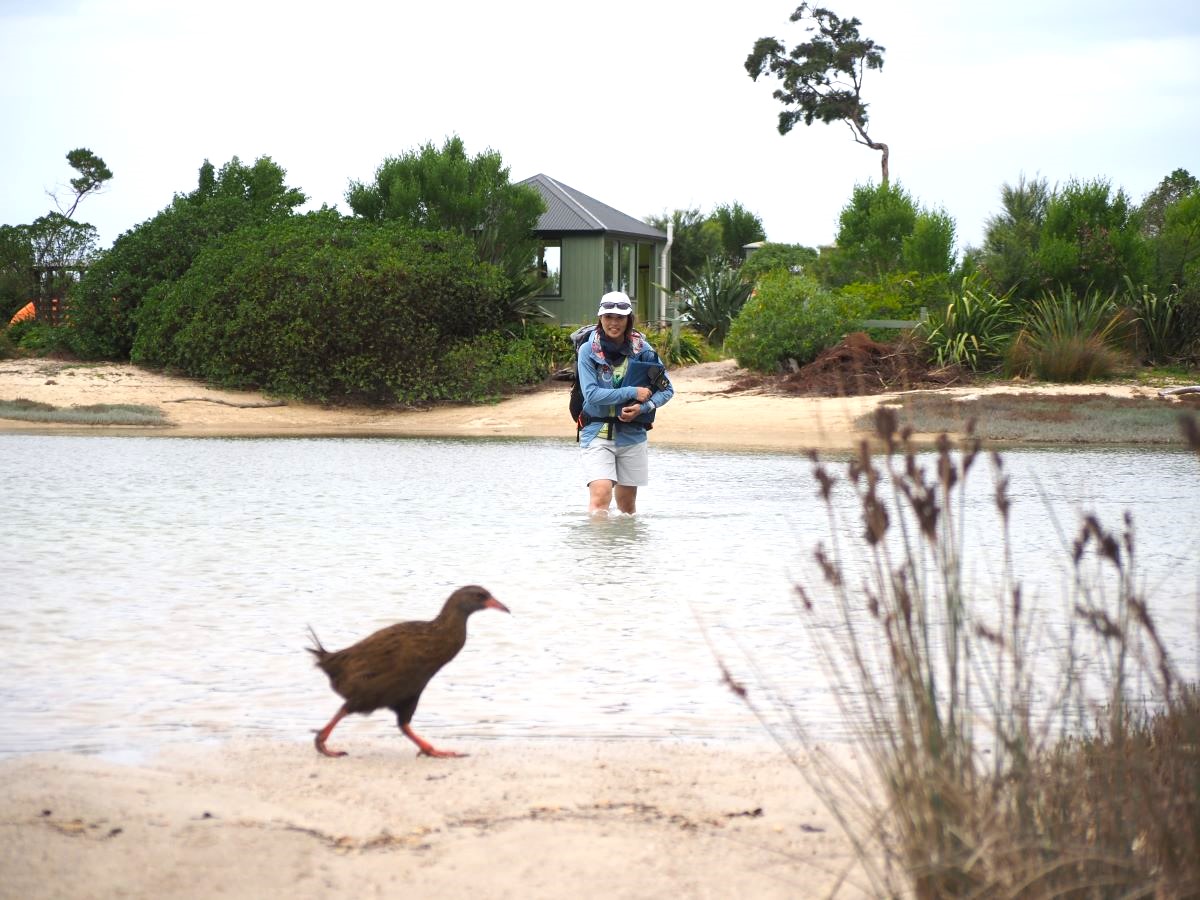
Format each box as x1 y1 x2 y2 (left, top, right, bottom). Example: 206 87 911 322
725 270 864 372
68 156 305 359
638 323 709 367
132 212 512 403
5 319 75 355
836 271 950 329
739 242 818 281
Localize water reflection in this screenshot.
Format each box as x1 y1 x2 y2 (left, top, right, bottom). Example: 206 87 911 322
1 434 1196 760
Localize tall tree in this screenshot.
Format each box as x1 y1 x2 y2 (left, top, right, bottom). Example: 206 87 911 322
978 174 1051 297
1139 168 1199 239
1035 178 1149 298
346 135 544 281
53 148 113 218
711 202 767 262
746 4 890 184
645 208 723 290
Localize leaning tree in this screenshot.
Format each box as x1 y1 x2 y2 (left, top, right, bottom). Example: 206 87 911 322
746 4 890 185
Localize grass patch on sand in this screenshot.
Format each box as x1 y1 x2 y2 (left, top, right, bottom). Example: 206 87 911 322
863 391 1200 444
0 397 169 426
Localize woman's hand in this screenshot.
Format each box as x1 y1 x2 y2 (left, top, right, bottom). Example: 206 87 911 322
619 403 642 422
634 386 651 402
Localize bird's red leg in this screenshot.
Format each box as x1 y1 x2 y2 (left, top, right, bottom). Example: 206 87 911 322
314 704 349 757
401 723 466 758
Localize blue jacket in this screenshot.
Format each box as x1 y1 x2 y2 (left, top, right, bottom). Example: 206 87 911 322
574 326 674 447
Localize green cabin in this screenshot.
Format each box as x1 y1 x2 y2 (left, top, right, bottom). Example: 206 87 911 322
518 174 669 327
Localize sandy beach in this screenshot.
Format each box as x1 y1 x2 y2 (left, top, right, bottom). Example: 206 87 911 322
0 356 1174 899
0 738 876 900
0 356 1164 451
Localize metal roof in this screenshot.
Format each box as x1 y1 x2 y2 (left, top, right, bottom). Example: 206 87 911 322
518 173 666 242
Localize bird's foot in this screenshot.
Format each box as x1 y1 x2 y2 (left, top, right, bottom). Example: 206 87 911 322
417 747 467 759
314 736 348 758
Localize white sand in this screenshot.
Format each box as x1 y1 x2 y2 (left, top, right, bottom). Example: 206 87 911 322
0 739 876 899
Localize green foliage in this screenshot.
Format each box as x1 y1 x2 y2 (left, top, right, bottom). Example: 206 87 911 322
836 272 948 328
746 3 890 183
1121 278 1182 364
1139 167 1198 239
345 135 544 281
0 225 36 320
639 323 708 367
977 173 1051 298
645 207 723 290
819 182 955 287
1007 287 1128 381
1035 177 1150 297
69 156 306 359
431 330 553 401
921 283 1018 371
1149 185 1200 296
131 212 511 403
902 207 956 275
725 270 864 372
506 321 576 374
58 148 113 218
677 259 753 346
710 202 766 261
6 319 75 355
740 242 818 281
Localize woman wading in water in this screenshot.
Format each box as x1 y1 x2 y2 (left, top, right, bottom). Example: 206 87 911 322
574 291 674 515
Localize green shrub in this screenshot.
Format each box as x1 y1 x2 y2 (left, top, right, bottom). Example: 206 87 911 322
638 323 708 366
132 212 509 403
739 242 817 281
725 271 864 372
68 156 305 360
427 330 550 402
7 319 75 355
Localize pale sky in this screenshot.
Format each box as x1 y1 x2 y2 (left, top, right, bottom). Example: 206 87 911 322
2 0 1198 257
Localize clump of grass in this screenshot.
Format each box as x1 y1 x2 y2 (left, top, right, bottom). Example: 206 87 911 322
865 392 1199 444
0 397 169 426
1006 288 1130 381
727 410 1200 897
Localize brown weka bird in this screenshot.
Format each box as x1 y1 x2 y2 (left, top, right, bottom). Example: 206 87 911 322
307 585 509 758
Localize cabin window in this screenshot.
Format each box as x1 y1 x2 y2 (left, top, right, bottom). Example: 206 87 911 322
536 240 561 297
603 239 637 298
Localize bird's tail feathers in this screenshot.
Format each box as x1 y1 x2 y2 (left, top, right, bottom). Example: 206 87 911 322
306 625 329 662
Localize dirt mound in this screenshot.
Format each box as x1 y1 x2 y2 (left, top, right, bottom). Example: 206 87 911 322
730 332 966 397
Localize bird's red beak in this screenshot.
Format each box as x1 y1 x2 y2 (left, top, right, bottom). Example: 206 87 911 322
485 598 511 614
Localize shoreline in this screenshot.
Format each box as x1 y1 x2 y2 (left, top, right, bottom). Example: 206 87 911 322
0 357 1170 451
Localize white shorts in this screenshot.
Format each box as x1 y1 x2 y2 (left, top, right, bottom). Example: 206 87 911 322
581 438 649 487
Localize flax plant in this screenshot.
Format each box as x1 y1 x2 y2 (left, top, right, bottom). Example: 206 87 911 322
1007 287 1128 381
921 284 1017 371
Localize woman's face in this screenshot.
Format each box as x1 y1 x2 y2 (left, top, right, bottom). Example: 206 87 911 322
600 314 627 340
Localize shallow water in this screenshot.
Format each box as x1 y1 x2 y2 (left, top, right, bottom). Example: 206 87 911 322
2 434 1197 760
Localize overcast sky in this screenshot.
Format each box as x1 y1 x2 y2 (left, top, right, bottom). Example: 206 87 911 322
2 0 1198 257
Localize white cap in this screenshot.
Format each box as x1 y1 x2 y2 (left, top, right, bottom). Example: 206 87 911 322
597 291 633 316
